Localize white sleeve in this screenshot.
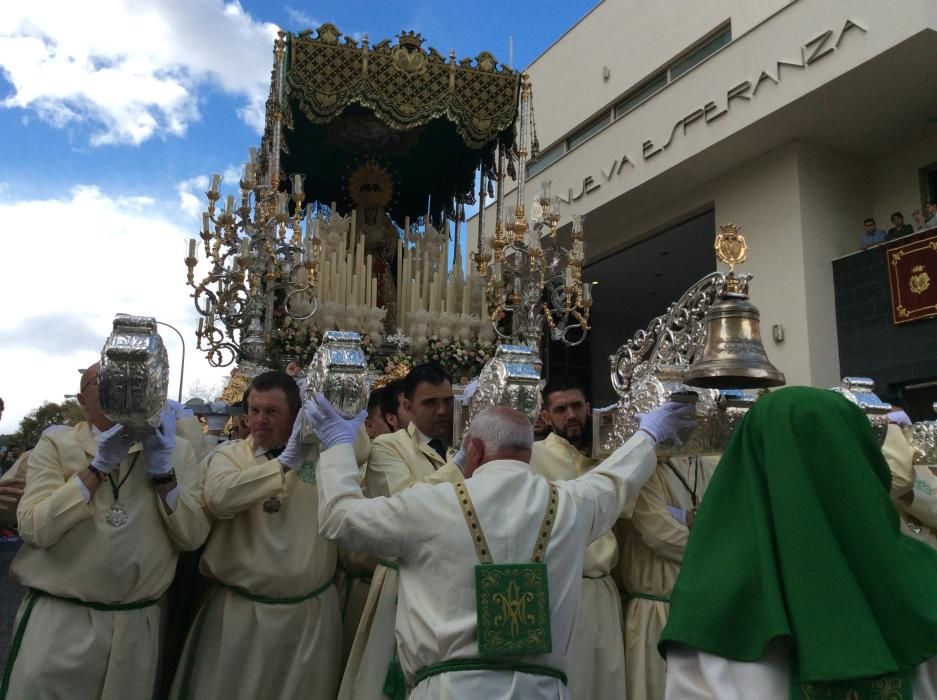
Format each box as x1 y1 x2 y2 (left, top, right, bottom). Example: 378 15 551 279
665 643 789 700
561 431 657 540
316 442 411 559
73 474 91 503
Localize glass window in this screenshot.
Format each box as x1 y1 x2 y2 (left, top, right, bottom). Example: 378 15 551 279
567 112 611 150
527 142 565 177
613 72 667 119
669 26 731 80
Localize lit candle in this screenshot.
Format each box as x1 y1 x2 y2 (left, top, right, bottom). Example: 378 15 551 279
188 238 196 258
209 173 221 195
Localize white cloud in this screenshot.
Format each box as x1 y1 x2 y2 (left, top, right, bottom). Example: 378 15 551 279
0 185 228 435
0 1 279 145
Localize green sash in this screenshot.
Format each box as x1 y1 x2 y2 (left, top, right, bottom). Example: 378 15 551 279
454 479 559 658
0 588 160 700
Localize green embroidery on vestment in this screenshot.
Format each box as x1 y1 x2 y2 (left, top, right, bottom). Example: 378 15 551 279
298 462 317 484
475 562 551 657
793 673 912 699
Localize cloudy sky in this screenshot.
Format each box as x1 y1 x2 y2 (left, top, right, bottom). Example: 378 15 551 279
0 0 596 435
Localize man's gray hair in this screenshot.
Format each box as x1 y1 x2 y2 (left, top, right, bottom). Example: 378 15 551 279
466 406 533 454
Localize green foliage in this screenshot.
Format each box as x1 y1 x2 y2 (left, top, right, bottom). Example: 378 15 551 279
11 400 86 450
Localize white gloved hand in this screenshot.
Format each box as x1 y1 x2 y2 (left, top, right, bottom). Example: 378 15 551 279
141 408 176 477
91 424 134 474
166 399 194 420
637 401 697 445
666 505 688 525
887 410 911 426
452 445 466 469
277 410 308 471
461 379 479 406
306 394 368 450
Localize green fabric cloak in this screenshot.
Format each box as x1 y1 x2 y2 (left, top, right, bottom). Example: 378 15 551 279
659 386 937 683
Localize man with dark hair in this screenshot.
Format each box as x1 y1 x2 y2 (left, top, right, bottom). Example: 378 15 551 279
170 370 342 699
913 200 937 230
364 388 392 440
530 376 625 700
380 378 412 432
887 211 915 241
859 217 886 250
339 364 463 700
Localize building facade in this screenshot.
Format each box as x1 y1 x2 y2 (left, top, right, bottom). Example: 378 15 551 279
470 0 937 409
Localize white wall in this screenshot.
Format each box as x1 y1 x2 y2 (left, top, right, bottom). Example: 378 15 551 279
526 0 793 146
795 142 871 386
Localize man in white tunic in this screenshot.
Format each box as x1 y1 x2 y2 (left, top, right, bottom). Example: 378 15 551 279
339 363 463 700
312 395 695 699
3 362 209 699
616 453 718 700
529 376 625 700
170 370 345 700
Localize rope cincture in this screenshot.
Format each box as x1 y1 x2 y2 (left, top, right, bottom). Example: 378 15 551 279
0 589 160 700
414 657 568 687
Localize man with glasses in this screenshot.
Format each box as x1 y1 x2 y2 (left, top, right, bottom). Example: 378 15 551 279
2 362 210 699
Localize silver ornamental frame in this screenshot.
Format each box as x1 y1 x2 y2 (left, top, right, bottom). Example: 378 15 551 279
301 330 369 442
99 314 169 432
468 344 543 425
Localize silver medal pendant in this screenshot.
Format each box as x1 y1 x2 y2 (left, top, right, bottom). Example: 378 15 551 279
105 503 129 527
262 496 282 514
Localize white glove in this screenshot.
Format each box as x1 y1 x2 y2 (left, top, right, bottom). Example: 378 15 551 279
141 408 176 477
306 394 368 450
887 410 911 426
91 424 134 474
666 505 688 525
277 410 308 471
166 399 194 420
461 379 479 406
637 402 697 445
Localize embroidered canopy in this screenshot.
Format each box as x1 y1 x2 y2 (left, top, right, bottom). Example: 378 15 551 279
262 24 520 224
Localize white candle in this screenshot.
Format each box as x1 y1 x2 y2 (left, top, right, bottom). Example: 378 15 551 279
210 174 221 194
350 210 357 243
202 213 210 235
352 274 359 306
225 194 236 216
292 173 305 196
188 238 196 258
370 278 378 309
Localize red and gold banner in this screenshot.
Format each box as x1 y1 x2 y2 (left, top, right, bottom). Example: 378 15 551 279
887 230 937 324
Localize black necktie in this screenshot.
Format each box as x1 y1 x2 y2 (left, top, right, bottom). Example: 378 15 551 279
266 447 285 460
428 439 447 461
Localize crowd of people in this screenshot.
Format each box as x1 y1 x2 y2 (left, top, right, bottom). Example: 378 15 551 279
1 348 936 699
859 202 937 249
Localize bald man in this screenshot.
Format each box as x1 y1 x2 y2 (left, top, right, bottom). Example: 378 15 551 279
312 398 694 699
2 362 210 699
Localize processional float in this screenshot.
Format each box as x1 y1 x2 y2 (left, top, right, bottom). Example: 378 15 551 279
90 22 937 460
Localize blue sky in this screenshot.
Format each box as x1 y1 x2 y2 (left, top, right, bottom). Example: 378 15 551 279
0 0 598 434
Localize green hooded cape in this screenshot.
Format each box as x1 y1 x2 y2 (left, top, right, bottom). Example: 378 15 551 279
659 386 937 689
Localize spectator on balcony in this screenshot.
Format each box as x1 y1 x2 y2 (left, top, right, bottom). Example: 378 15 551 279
913 201 937 231
859 218 887 250
887 212 915 241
